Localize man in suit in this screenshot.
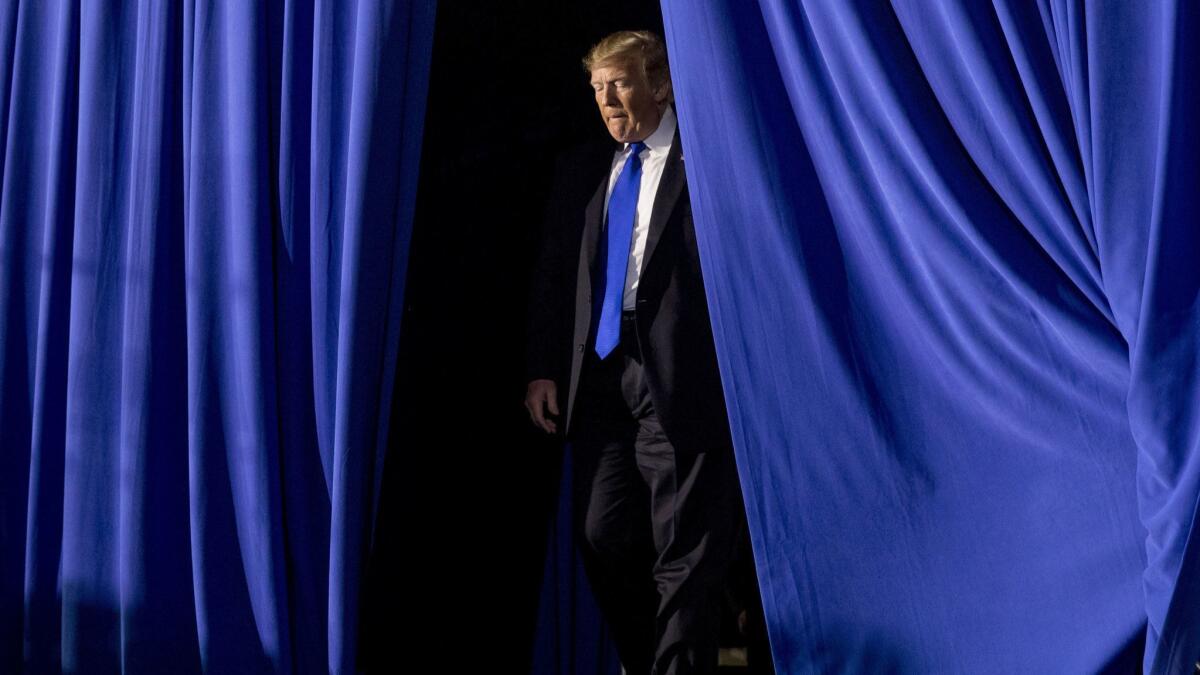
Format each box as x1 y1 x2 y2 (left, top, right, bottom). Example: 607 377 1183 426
525 30 747 675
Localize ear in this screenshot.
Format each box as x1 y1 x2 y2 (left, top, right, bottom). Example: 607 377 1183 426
654 81 673 105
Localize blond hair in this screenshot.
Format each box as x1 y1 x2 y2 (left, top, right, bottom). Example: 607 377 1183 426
583 30 672 96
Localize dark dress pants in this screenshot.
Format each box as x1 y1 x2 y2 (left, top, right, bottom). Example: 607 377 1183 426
571 311 742 675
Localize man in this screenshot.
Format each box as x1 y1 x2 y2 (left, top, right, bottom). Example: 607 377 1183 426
525 30 746 675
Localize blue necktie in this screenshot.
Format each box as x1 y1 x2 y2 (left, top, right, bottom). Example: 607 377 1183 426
594 141 646 359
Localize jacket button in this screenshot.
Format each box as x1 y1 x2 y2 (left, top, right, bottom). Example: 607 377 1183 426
577 344 585 352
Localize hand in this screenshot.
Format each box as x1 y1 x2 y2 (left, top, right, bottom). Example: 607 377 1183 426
525 379 559 434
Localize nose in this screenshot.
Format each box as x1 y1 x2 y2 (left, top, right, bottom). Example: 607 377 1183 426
601 85 619 106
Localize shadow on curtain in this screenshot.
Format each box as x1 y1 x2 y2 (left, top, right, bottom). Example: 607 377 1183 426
661 1 1199 673
0 1 434 672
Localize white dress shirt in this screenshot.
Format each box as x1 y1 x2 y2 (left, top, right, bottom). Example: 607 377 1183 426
602 106 677 311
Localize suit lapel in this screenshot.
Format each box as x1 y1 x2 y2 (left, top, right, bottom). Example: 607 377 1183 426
640 129 684 276
582 166 610 281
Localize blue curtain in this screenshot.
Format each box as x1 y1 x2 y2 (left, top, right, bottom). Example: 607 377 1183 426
0 1 434 672
662 1 1198 673
531 446 621 675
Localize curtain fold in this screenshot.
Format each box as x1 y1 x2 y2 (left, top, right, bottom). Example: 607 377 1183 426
0 1 434 672
531 446 621 675
661 1 1197 672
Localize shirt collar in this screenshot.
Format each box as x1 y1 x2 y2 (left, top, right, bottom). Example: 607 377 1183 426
624 106 676 155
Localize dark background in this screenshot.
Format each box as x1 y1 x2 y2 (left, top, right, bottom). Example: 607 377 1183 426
364 1 664 671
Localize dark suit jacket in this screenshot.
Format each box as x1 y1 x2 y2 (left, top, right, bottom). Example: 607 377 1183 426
552 129 731 450
525 141 614 400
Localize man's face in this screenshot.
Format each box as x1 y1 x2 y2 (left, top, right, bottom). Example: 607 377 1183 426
589 61 666 144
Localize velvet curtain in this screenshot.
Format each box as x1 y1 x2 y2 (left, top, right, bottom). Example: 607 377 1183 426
0 1 434 671
661 1 1199 672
